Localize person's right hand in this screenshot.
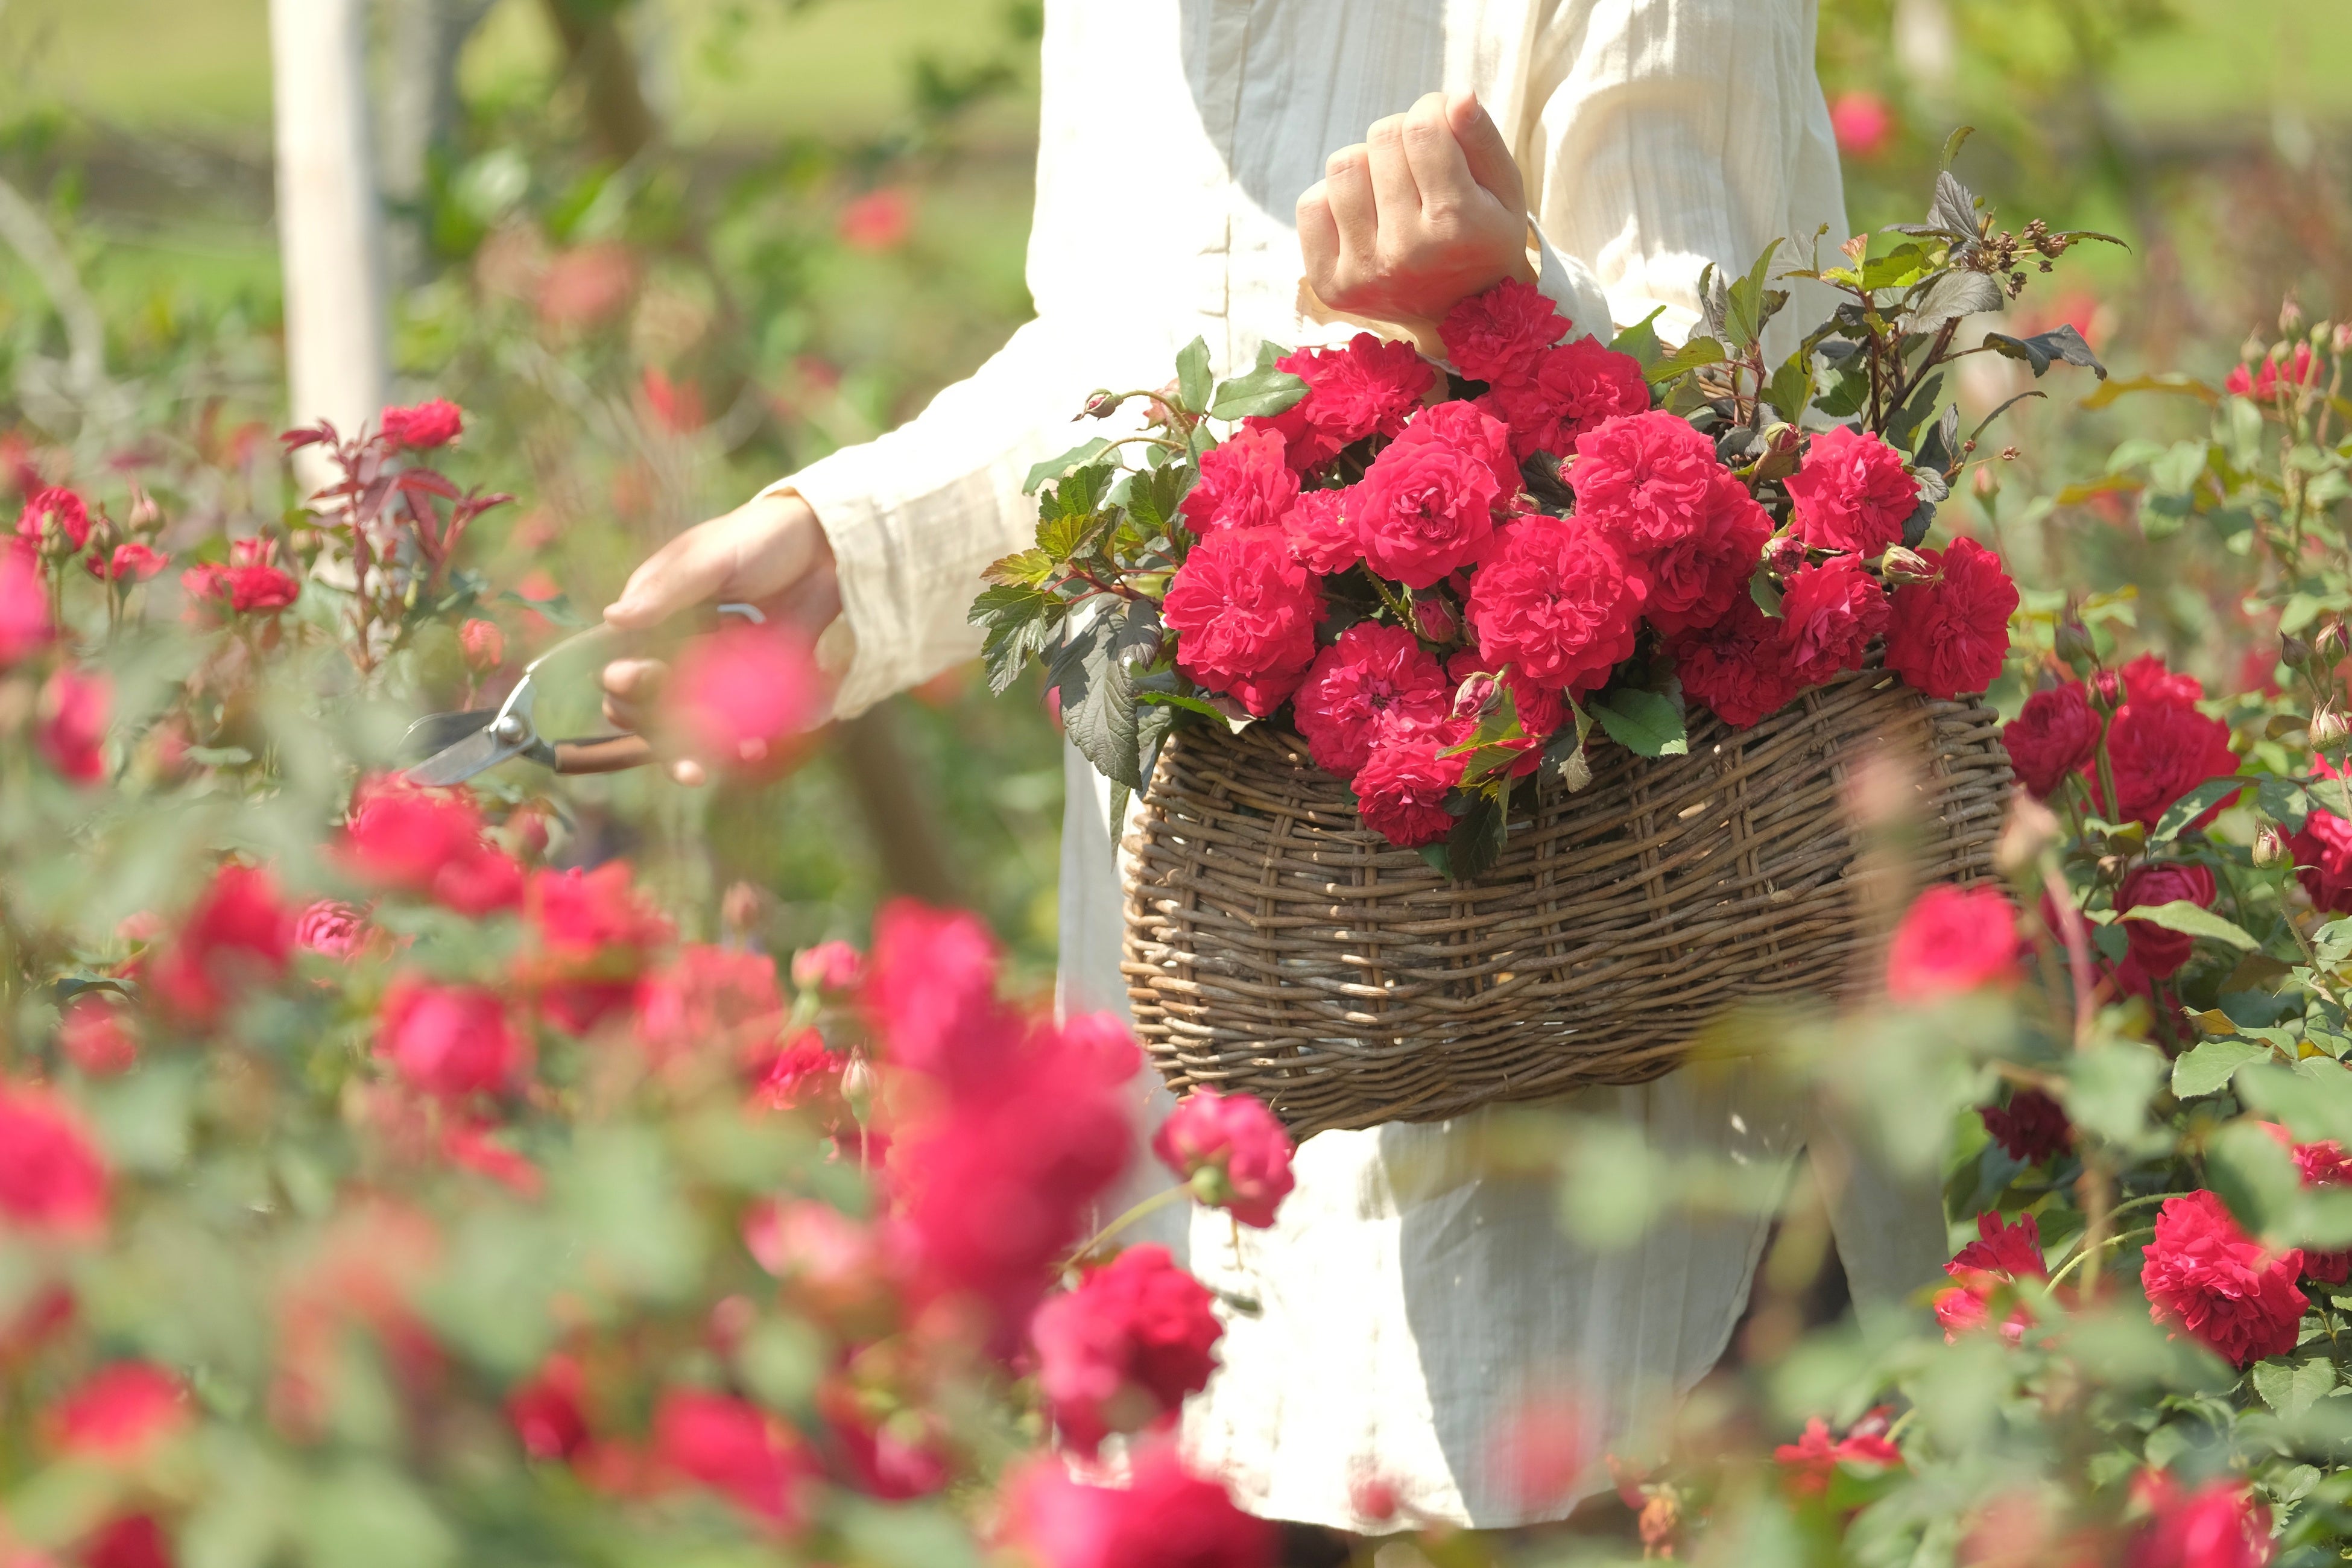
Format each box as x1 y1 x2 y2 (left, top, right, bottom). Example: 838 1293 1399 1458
599 488 839 786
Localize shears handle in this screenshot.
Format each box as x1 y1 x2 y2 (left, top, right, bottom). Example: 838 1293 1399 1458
549 734 657 775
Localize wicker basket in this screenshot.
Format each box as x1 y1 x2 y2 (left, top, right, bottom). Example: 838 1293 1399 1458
1120 663 2013 1137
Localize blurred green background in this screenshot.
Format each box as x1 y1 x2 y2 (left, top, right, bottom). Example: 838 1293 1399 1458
1 0 2347 982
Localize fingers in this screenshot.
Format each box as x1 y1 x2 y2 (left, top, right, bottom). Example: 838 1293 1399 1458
1295 179 1342 295
599 655 668 733
1322 144 1377 268
1363 110 1419 221
605 522 739 631
1447 90 1526 209
604 490 827 630
669 759 707 788
1399 92 1474 220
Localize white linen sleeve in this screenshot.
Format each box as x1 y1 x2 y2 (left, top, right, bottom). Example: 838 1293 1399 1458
1514 0 1847 349
759 315 1166 720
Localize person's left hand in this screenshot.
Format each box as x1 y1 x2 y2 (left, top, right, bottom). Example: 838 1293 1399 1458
1297 90 1537 335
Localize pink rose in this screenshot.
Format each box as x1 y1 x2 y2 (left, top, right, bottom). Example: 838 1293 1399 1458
1479 336 1649 461
36 664 109 785
1030 1245 1224 1456
16 487 90 552
1438 276 1569 387
1886 884 2019 1001
381 399 464 450
1293 622 1453 776
1247 332 1437 473
1465 515 1648 692
1281 487 1362 575
1151 1087 1298 1228
1671 597 1801 728
1642 472 1772 637
377 977 528 1099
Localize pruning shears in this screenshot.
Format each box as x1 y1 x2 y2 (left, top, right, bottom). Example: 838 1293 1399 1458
402 602 765 786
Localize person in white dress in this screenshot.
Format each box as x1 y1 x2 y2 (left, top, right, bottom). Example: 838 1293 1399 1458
599 0 1947 1539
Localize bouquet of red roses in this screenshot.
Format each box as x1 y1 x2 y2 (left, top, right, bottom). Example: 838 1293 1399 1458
975 144 2114 876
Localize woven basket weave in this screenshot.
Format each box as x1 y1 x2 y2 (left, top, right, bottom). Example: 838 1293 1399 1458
1120 662 2012 1137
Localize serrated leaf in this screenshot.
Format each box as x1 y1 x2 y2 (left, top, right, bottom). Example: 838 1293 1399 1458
1722 239 1785 352
1136 690 1234 726
1763 352 1815 426
1210 343 1309 420
1909 269 2004 332
1175 337 1213 413
1589 688 1688 757
1049 601 1160 789
1750 567 1784 618
970 582 1063 697
1126 465 1189 536
982 548 1056 588
1646 336 1725 384
2119 900 2259 950
1857 242 1932 292
1609 306 1669 371
1984 325 2108 381
1023 437 1114 495
2171 1036 2269 1099
2254 1356 2337 1422
2151 776 2248 841
1930 167 1982 239
1447 790 1508 880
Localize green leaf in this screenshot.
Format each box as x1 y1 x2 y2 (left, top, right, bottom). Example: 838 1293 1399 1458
1982 325 2109 381
1447 789 1508 881
1646 335 1726 385
1136 690 1234 726
1608 306 1669 371
2171 1037 2270 1099
1416 842 1455 877
982 548 1055 588
969 582 1063 697
2061 1039 2166 1145
1762 350 1815 426
1722 239 1786 352
1023 436 1114 495
1749 568 1784 617
2150 776 2246 841
1125 464 1189 536
1210 343 1308 420
1857 242 1932 292
2259 776 2313 832
1175 337 1213 413
1049 601 1160 789
2119 900 2259 951
1589 688 1689 757
2254 1356 2338 1422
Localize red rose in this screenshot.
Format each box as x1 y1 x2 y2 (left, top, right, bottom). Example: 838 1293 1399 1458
1446 650 1566 741
791 940 863 993
1671 596 1801 729
1163 525 1323 715
529 864 674 1034
377 977 527 1099
1031 1244 1224 1456
2142 1190 2305 1368
46 1361 187 1459
86 542 169 583
1438 276 1569 386
1001 1441 1277 1568
1348 736 1465 849
381 398 464 450
1932 1210 2047 1344
2260 1125 2352 1284
147 863 294 1026
16 486 90 551
507 1353 591 1461
861 899 1010 1081
1351 401 1515 588
668 620 824 779
2116 652 2205 709
1779 553 1889 686
341 776 525 916
1479 336 1649 461
0 548 54 667
1280 487 1362 575
2116 861 2218 980
81 1513 174 1568
60 996 138 1076
36 663 109 785
460 618 505 672
294 899 368 958
1773 1409 1903 1499
2124 1472 2273 1568
635 944 784 1072
821 1381 950 1500
1980 1088 2071 1163
2003 683 2101 799
1152 1087 1298 1228
0 1081 109 1236
652 1388 812 1529
1248 332 1437 473
1884 537 2017 699
1467 516 1648 692
1642 472 1772 636
1179 426 1301 534
2098 698 2238 829
1886 884 2018 1001
1294 622 1453 775
2227 343 2321 401
1785 425 1918 555
1569 411 1719 555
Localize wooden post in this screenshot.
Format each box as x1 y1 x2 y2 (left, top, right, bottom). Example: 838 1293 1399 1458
270 0 389 444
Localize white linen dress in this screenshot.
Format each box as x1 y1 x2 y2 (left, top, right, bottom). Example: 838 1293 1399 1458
760 0 1949 1533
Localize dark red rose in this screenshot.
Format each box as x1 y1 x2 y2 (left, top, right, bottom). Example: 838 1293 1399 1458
1350 401 1516 588
1642 471 1772 636
1979 1088 2071 1163
1438 276 1570 386
1480 336 1649 461
2116 861 2218 980
1570 411 1719 555
147 863 294 1026
2003 682 2100 800
1162 525 1323 715
1294 622 1453 775
1883 537 2017 699
1932 1210 2047 1344
1466 516 1648 692
2096 698 2238 829
1785 425 1917 555
1350 736 1465 848
2290 806 2352 915
508 1353 592 1461
1180 426 1300 535
1778 553 1889 686
1671 596 1801 728
1248 333 1436 472
1886 884 2018 1001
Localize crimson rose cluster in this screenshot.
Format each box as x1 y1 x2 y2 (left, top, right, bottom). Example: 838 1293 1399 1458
1032 275 2020 856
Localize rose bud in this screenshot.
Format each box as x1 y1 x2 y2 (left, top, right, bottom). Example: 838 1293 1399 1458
460 618 505 673
2316 621 2350 664
1879 545 1939 584
1083 389 1119 420
1412 594 1459 645
2090 668 2123 713
2283 631 2316 669
839 1054 877 1121
1763 535 1807 577
1452 672 1499 720
2314 703 2351 754
2254 824 2287 869
2335 321 2352 355
2053 620 2096 670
